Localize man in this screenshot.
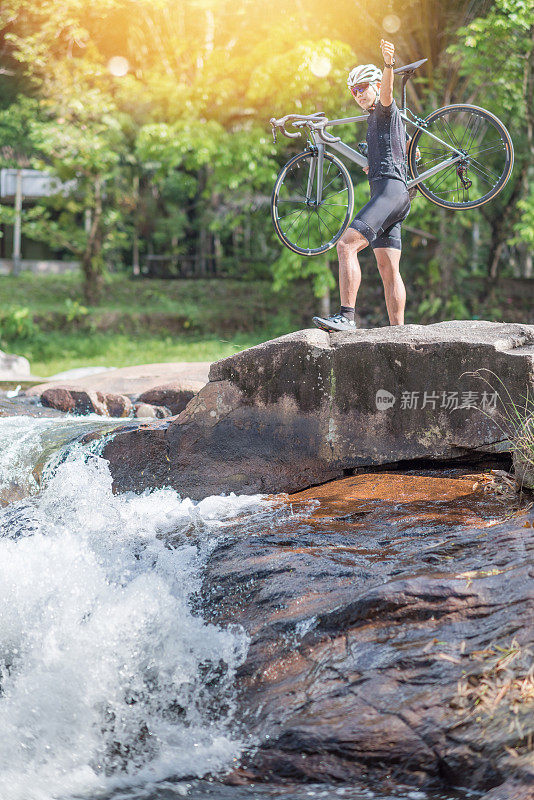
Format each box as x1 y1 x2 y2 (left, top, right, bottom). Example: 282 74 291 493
313 39 411 333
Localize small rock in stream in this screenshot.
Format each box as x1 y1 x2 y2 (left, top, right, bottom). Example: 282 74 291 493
133 402 172 419
137 382 200 415
41 387 132 417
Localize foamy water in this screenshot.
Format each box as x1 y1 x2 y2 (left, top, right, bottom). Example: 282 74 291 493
0 417 277 800
0 415 129 499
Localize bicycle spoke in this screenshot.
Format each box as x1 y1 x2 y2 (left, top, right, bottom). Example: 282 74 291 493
323 208 346 231
426 164 457 193
277 208 305 220
283 206 307 234
460 114 483 152
467 140 504 158
319 213 336 238
320 205 343 227
316 213 324 245
321 188 348 200
457 113 478 151
300 170 309 199
440 116 462 149
417 151 449 162
417 148 448 156
463 115 485 155
289 163 310 200
466 162 495 187
294 211 311 246
467 155 500 181
321 173 341 194
420 152 452 169
433 186 474 195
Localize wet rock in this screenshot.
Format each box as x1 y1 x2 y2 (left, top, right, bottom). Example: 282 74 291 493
41 387 108 415
40 387 76 413
105 393 132 418
41 387 133 417
104 321 534 499
137 381 202 415
100 422 172 486
133 402 171 419
480 778 534 800
200 468 534 796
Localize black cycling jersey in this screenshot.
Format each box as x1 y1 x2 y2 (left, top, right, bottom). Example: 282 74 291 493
347 96 411 250
365 97 407 184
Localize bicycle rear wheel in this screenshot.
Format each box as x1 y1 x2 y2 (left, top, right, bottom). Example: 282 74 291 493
271 150 354 255
407 104 514 209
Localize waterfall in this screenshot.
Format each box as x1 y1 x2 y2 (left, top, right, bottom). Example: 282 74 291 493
0 416 273 800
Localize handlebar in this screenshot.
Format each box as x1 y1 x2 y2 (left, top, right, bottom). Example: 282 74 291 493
269 113 341 145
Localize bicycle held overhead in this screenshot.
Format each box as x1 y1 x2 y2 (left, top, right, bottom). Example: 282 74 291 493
269 57 514 258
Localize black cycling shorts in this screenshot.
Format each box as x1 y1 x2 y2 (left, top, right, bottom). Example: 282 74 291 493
348 177 411 251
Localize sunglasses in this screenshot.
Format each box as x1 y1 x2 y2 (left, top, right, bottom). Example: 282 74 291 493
351 83 370 96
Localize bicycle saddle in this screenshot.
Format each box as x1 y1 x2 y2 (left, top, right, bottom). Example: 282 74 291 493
393 58 428 75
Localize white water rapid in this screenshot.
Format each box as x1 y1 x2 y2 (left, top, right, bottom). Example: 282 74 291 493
0 415 283 800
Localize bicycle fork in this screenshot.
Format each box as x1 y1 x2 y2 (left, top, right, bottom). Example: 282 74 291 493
306 143 325 206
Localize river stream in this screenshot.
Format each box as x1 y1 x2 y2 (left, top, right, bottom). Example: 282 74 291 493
0 408 492 800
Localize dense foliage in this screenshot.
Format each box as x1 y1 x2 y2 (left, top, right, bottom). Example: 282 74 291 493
0 0 532 311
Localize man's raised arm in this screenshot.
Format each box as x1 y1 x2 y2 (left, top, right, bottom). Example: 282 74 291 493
379 38 395 107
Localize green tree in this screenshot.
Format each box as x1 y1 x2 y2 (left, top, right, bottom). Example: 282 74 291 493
448 0 534 279
27 111 132 302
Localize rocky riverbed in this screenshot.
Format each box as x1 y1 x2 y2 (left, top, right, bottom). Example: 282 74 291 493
202 466 534 799
20 361 211 419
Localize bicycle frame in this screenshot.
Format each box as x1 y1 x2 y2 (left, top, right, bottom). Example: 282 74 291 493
306 110 466 203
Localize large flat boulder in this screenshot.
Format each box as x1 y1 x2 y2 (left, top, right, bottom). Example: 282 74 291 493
103 321 534 498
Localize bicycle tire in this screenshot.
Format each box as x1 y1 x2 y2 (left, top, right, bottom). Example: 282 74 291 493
271 150 354 255
407 104 514 210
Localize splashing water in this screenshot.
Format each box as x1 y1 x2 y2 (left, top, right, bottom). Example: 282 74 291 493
0 417 280 800
0 415 130 502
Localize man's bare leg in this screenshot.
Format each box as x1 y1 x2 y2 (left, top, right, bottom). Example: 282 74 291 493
336 228 369 308
374 246 406 325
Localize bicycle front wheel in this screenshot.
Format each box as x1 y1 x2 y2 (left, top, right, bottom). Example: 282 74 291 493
271 150 354 255
408 104 514 210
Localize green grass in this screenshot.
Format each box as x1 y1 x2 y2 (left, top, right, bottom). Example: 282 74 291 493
0 272 314 319
13 331 273 377
0 273 314 376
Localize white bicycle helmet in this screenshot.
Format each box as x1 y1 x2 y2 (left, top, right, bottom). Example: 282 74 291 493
347 63 383 89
